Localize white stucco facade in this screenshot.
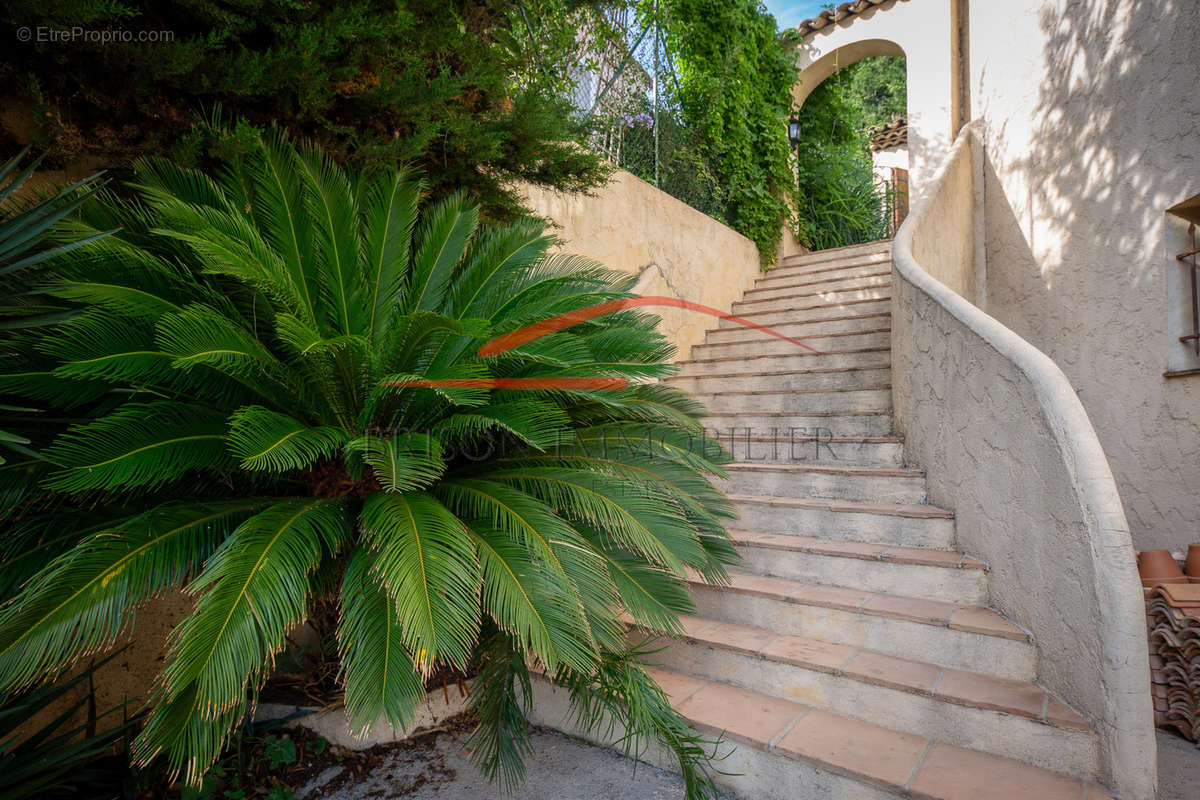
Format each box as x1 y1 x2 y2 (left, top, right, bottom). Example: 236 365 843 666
794 0 1200 551
792 0 959 201
967 0 1200 554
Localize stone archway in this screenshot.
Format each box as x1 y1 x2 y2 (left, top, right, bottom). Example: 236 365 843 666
790 0 962 201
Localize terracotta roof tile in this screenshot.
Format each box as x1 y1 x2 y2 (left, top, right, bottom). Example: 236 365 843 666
793 0 903 39
869 118 908 151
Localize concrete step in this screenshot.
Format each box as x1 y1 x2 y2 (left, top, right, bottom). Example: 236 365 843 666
528 669 1108 800
753 263 892 290
732 284 890 314
706 432 905 466
702 411 893 437
688 571 1035 680
664 365 891 394
728 530 987 603
780 240 892 267
704 310 889 344
690 329 890 360
676 347 890 376
766 255 893 285
630 618 1097 779
729 493 956 548
742 272 890 301
717 297 891 329
715 463 927 503
694 385 891 415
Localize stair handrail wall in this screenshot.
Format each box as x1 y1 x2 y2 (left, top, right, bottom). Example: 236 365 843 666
890 122 1155 799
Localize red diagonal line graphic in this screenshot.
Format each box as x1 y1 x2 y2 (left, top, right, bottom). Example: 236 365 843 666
477 295 821 357
385 377 628 389
382 295 820 392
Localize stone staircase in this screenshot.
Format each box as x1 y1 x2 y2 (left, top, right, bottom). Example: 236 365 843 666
635 241 1114 798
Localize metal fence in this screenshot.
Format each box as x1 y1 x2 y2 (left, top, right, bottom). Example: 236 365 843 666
572 6 729 223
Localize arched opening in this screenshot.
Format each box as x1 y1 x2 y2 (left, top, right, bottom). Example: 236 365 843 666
790 41 908 251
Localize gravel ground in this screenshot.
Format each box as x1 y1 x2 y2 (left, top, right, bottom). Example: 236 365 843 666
1157 729 1200 800
297 724 725 800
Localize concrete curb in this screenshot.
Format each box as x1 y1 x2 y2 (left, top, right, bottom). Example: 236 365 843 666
253 682 473 750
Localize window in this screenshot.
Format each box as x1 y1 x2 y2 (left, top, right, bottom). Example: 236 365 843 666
1166 195 1200 377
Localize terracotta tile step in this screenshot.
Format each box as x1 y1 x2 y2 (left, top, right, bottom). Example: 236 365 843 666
742 276 892 303
743 271 892 297
717 462 926 503
753 265 892 289
725 463 924 479
770 251 891 277
638 665 1105 799
688 569 1029 641
778 242 892 267
680 345 890 366
728 493 952 519
732 285 891 313
691 329 892 360
716 297 892 328
727 530 986 570
704 432 904 467
720 292 892 314
633 615 1085 731
704 310 891 342
665 363 891 382
759 261 893 286
690 384 892 399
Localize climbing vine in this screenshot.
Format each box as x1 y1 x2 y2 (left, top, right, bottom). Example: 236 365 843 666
657 0 798 263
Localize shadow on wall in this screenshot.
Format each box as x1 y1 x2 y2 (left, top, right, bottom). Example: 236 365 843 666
979 0 1200 551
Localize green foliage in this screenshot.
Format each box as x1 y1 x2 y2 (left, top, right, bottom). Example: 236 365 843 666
0 651 137 800
841 57 907 129
0 0 609 219
792 57 904 250
0 132 736 795
660 0 798 262
261 736 296 771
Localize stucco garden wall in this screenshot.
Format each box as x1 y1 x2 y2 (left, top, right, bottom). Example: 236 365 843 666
892 125 1155 800
519 169 762 359
968 0 1200 553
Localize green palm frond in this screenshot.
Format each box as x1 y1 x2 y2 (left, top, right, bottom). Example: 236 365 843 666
0 131 736 796
157 499 348 719
363 168 422 337
345 432 444 492
465 521 598 674
436 399 570 451
42 401 230 493
337 546 426 734
360 492 480 671
0 501 264 693
403 192 478 314
295 141 365 334
227 406 346 472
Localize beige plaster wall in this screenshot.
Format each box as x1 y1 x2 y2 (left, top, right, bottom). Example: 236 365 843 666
792 0 956 201
968 0 1200 553
518 169 762 360
892 125 1154 800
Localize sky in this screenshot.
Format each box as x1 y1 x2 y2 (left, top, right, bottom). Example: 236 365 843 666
761 0 831 31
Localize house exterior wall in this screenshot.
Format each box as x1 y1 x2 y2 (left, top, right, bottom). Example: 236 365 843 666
968 0 1200 552
519 170 763 360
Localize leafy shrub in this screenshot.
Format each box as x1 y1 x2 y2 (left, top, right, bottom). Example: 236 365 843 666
0 132 736 796
0 0 608 219
792 59 902 250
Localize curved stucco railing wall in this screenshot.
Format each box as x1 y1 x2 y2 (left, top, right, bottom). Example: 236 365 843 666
891 123 1155 800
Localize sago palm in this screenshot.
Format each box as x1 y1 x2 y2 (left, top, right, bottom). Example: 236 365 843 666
0 132 738 794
